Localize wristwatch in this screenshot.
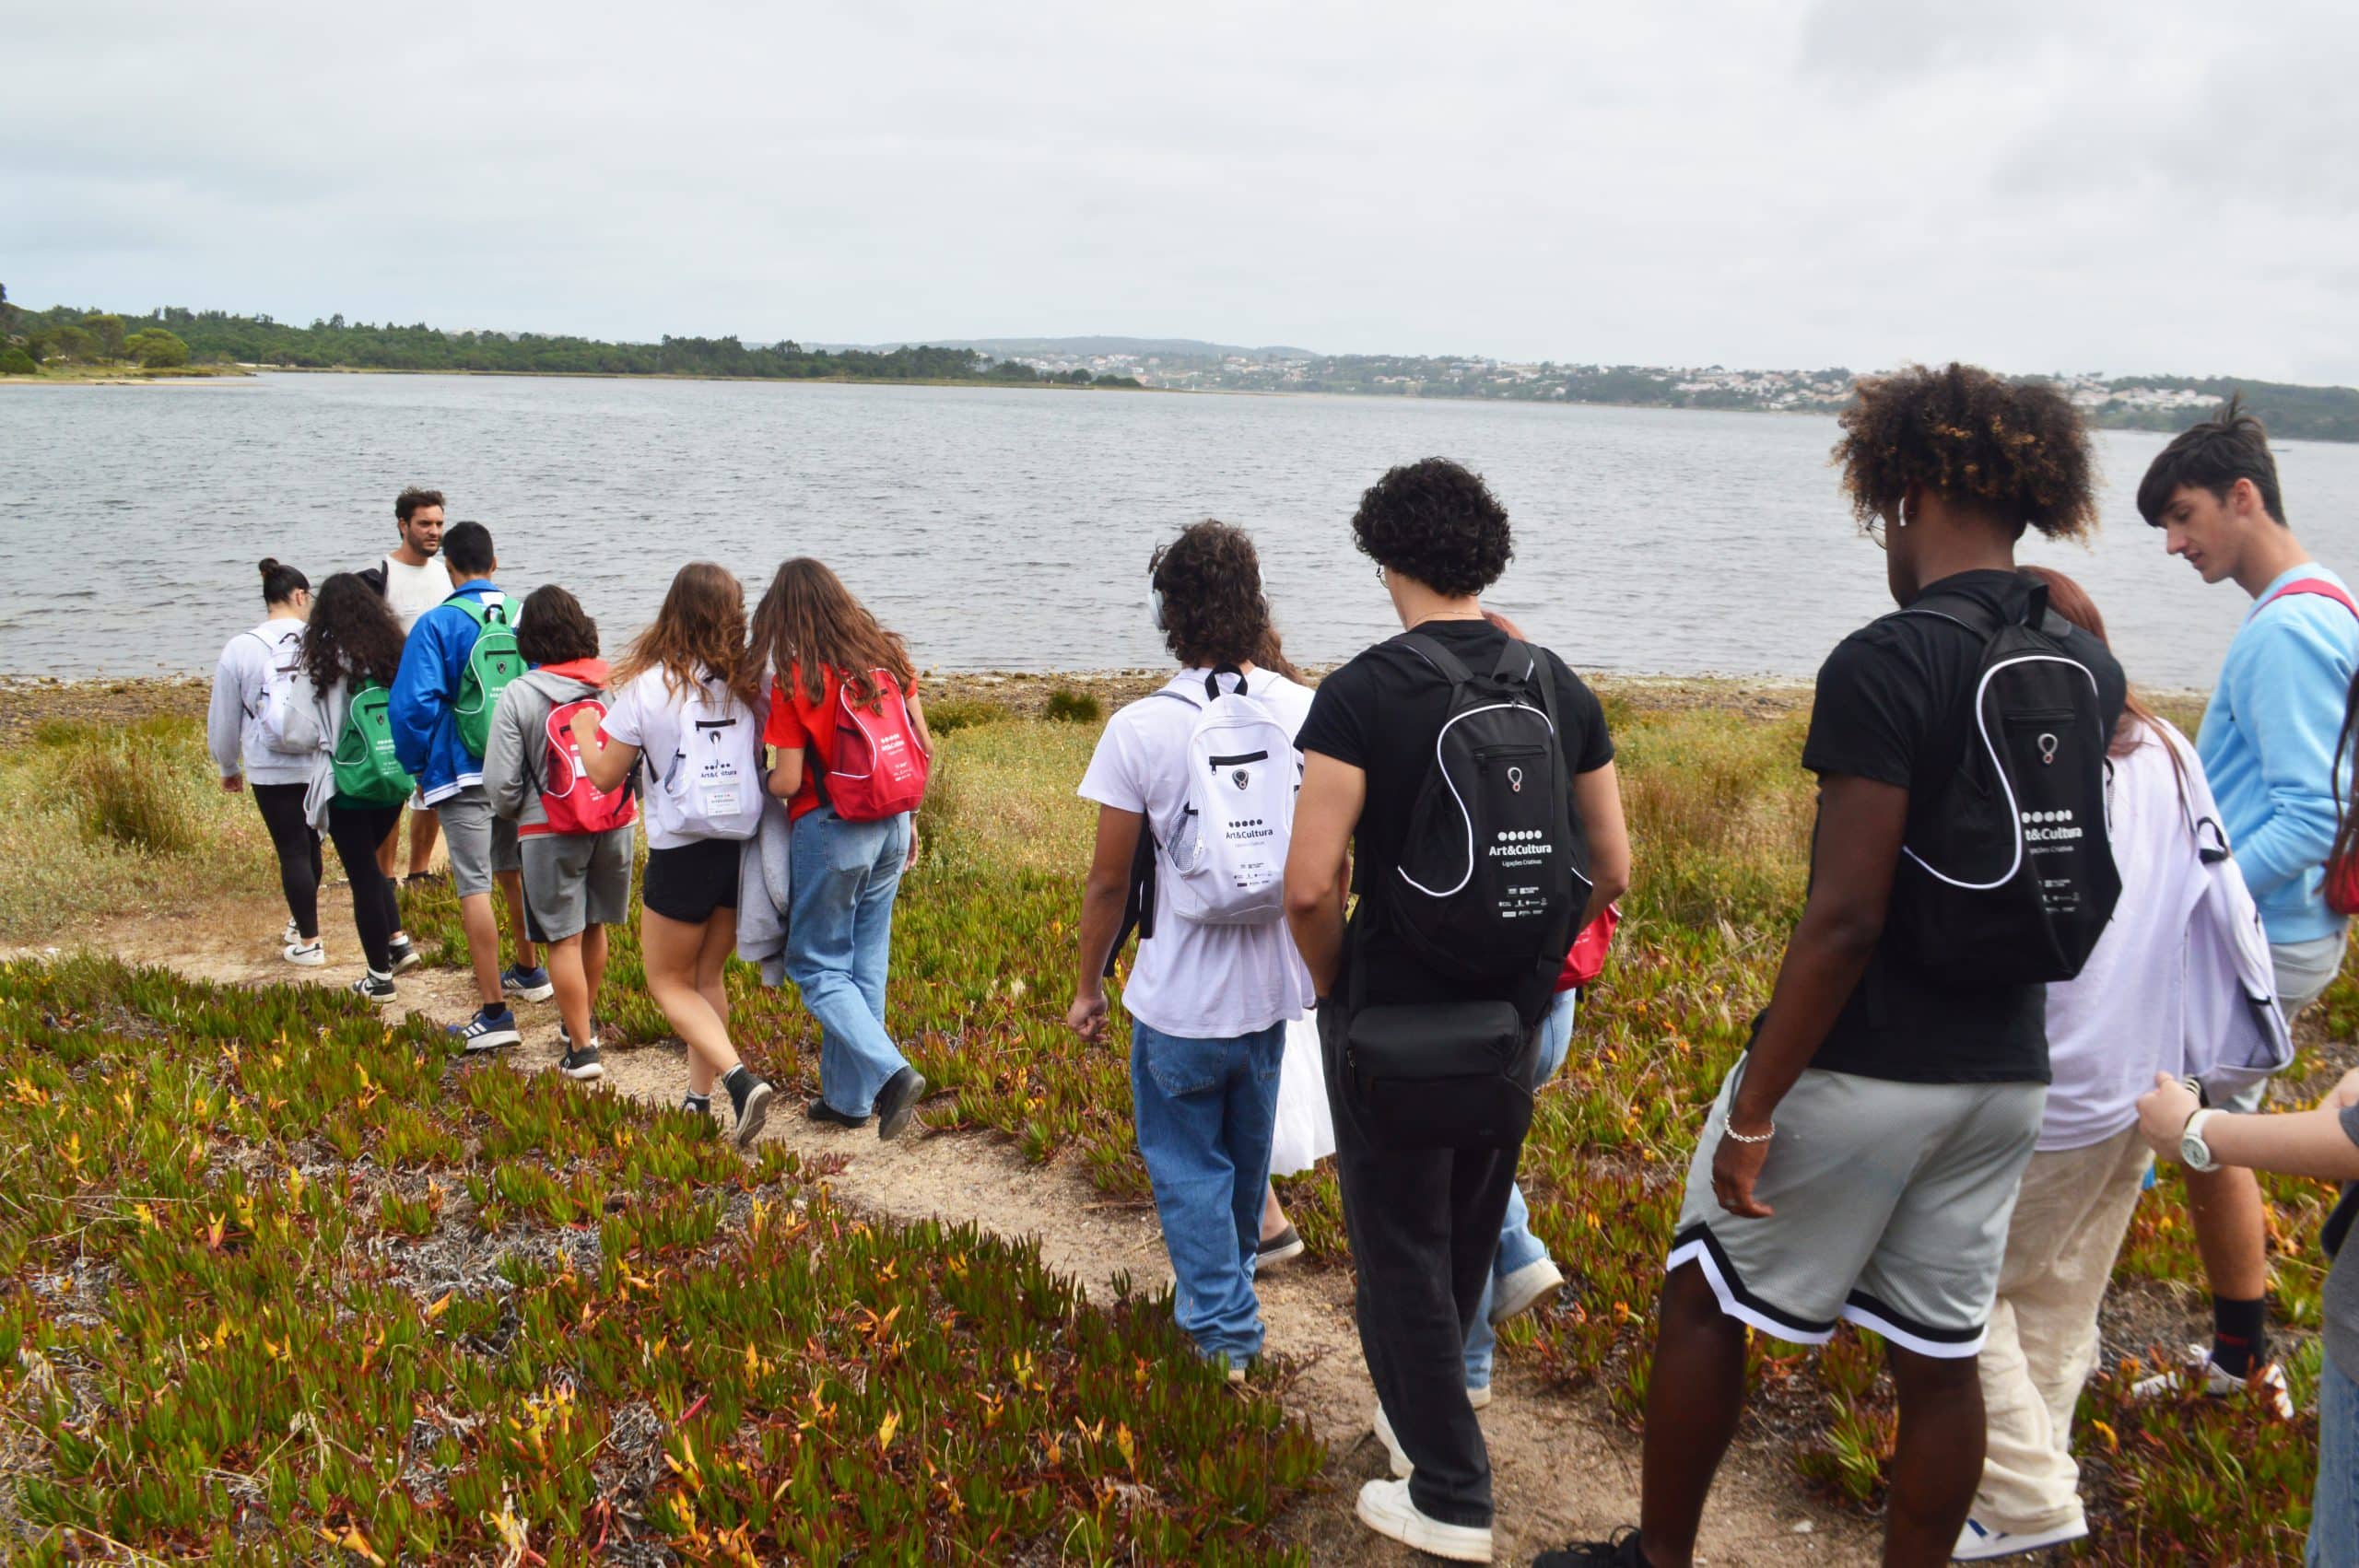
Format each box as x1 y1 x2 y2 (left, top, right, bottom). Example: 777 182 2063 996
2180 1108 2223 1174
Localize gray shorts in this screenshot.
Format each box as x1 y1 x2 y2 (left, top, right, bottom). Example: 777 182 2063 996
433 788 522 899
2221 931 2349 1114
1668 1061 2045 1358
521 826 635 943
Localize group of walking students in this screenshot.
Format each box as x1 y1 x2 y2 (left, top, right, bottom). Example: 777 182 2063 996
204 363 2359 1565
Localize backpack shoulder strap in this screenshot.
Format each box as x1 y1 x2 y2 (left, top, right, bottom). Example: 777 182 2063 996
1891 590 2000 638
1392 630 1476 685
2260 578 2359 620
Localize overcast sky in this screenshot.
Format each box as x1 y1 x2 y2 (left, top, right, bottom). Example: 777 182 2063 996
7 1 2353 381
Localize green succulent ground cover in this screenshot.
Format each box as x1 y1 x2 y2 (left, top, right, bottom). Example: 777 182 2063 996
0 955 1319 1562
14 690 2344 1559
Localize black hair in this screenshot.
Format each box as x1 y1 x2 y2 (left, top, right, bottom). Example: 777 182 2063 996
395 486 445 523
1148 521 1281 671
300 572 405 691
2136 392 2285 527
516 584 599 665
1350 458 1513 598
441 521 495 577
258 557 310 604
1834 364 2098 541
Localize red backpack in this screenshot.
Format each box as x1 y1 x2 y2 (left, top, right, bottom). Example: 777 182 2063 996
2262 580 2359 915
531 696 639 837
823 671 930 822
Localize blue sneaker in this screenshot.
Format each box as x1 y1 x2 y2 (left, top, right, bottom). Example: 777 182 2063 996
450 1006 520 1053
501 965 554 1003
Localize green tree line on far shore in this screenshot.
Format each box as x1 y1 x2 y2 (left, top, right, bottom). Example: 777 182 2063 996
0 286 1143 388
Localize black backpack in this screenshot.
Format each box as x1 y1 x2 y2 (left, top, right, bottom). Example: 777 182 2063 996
1887 581 2120 984
1378 632 1589 1024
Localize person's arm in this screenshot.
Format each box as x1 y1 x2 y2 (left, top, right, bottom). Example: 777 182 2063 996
1284 752 1366 999
2137 1071 2359 1182
482 689 531 821
1712 774 1908 1218
207 643 247 789
908 690 935 755
388 614 449 778
768 748 807 802
1573 761 1631 930
1068 805 1144 1041
2225 615 2353 901
568 705 639 795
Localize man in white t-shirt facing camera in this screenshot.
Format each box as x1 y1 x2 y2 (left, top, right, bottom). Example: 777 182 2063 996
361 486 455 888
1069 521 1316 1386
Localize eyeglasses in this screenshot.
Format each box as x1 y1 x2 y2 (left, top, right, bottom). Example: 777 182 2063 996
1866 514 1890 552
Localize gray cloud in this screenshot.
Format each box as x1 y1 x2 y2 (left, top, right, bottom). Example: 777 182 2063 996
3 0 2353 382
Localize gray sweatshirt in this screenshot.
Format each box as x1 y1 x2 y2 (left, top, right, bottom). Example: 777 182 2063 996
205 619 313 787
483 665 608 832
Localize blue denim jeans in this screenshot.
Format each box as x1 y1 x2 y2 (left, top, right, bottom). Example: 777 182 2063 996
1130 1016 1286 1366
787 806 912 1117
1464 989 1579 1389
2313 1356 2359 1567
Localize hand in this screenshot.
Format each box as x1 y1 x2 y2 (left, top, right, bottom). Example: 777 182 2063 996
905 826 921 873
1709 1124 1774 1219
1480 606 1530 640
1067 988 1109 1043
2136 1071 2201 1158
569 707 603 748
220 776 244 793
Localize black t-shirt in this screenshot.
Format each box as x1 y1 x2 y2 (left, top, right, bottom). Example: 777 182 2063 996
1796 568 2128 1084
1297 619 1615 1007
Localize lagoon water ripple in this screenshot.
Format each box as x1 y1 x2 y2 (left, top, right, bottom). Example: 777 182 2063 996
6 373 2358 688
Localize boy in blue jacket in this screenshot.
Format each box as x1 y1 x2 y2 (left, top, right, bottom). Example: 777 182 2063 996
2136 395 2359 1413
390 521 548 1049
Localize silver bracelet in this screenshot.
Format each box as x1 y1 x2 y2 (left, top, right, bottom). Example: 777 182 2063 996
1722 1120 1775 1145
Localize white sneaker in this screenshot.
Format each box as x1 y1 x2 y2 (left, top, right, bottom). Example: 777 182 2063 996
2128 1344 2294 1420
282 940 325 968
1373 1403 1412 1478
1953 1515 2088 1560
1355 1477 1493 1562
1468 1384 1493 1410
1491 1257 1566 1326
282 919 300 946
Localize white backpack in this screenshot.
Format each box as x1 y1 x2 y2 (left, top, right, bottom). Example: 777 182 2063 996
249 630 307 753
1157 670 1300 926
648 681 764 842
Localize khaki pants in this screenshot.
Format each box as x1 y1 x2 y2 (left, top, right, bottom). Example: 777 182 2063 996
1973 1125 2152 1533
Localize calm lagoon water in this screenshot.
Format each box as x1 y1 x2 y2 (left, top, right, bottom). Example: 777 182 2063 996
6 373 2357 688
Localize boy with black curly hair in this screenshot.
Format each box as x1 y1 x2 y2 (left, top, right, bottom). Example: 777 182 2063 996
1547 366 2126 1568
1286 459 1628 1561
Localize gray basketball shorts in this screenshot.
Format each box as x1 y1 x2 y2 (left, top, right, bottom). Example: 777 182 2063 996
433 787 522 900
1667 1060 2045 1358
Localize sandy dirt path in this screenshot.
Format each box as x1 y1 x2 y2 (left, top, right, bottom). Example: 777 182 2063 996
32 882 1879 1567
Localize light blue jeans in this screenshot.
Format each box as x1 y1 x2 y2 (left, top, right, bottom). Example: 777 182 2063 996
2313 1356 2359 1567
1464 989 1579 1390
787 805 912 1117
1131 1016 1286 1366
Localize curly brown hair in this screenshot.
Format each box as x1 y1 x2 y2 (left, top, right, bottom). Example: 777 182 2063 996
1150 521 1287 672
1834 364 2098 541
1350 458 1513 597
300 572 405 692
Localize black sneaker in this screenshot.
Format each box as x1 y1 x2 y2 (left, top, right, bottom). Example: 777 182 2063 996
874 1067 927 1141
387 938 424 976
1535 1530 1648 1567
807 1098 867 1129
732 1077 776 1150
1257 1224 1305 1267
450 1006 521 1053
680 1094 712 1117
351 970 396 1005
558 1044 604 1082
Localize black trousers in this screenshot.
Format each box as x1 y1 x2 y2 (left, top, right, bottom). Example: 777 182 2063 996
326 802 403 973
1320 998 1522 1529
251 783 323 941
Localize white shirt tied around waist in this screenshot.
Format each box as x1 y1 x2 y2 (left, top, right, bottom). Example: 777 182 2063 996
2039 719 2293 1152
1078 667 1317 1040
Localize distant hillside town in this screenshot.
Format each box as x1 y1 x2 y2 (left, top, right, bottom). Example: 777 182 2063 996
969 339 2357 440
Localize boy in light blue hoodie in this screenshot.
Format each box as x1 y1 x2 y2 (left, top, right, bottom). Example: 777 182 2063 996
2137 394 2359 1410
390 521 547 1050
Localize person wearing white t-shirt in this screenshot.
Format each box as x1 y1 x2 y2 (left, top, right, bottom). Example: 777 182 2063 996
365 486 455 886
1070 521 1317 1380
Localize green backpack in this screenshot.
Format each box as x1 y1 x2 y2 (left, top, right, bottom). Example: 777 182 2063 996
332 681 415 806
451 595 524 758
